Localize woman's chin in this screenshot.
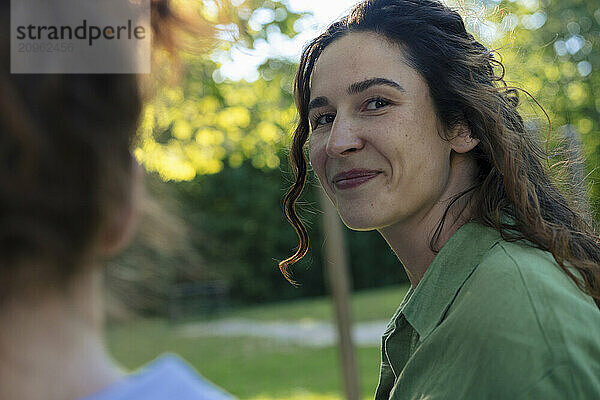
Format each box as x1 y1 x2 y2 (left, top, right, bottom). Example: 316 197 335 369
339 214 379 232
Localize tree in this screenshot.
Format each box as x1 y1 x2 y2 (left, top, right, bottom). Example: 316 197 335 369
483 0 600 216
135 1 305 180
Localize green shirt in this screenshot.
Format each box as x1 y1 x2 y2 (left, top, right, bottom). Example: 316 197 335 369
375 221 600 399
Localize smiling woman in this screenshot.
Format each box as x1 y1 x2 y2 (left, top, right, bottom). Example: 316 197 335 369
280 0 600 398
307 32 477 238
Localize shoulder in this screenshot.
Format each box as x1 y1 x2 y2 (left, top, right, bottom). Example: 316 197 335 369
445 239 600 395
472 239 599 332
139 354 233 400
459 239 600 347
82 354 234 400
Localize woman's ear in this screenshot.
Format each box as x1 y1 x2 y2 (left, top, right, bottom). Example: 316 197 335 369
448 123 479 153
99 158 144 257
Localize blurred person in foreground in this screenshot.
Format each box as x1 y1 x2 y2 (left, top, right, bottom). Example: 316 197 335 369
0 0 233 399
280 0 600 398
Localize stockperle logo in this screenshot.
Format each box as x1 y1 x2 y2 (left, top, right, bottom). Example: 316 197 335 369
16 19 147 47
11 0 151 74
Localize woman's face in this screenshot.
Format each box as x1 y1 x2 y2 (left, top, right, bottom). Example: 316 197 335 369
308 31 455 231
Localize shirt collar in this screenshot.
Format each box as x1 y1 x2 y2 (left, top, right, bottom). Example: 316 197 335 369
400 221 502 340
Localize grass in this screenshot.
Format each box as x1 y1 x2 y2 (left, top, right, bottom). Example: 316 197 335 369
218 284 410 322
106 284 410 399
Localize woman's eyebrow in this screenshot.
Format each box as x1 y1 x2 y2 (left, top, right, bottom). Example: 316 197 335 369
308 96 329 112
308 78 404 112
348 77 406 95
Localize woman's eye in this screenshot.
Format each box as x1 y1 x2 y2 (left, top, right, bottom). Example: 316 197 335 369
365 98 389 110
314 114 335 128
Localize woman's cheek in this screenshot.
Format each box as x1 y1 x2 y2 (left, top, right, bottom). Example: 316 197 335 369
309 137 328 177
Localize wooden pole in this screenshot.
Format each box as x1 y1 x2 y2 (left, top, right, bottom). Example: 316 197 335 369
319 188 360 400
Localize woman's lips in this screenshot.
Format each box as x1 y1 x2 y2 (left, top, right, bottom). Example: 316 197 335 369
332 169 382 190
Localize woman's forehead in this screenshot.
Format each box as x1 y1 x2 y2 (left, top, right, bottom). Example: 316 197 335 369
309 31 416 97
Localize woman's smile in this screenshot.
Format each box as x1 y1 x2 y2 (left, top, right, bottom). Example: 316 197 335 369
331 168 382 190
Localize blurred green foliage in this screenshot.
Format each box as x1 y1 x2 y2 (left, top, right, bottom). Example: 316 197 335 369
123 0 600 309
135 58 297 178
486 0 600 215
135 0 302 179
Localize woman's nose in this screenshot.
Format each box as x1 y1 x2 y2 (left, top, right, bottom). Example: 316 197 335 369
325 116 365 158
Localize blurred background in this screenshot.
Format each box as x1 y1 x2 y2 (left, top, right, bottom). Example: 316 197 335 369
104 0 600 399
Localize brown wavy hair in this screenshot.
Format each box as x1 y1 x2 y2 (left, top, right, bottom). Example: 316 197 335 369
0 0 213 300
279 0 600 308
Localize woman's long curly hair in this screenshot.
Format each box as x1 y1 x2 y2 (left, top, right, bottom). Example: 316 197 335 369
279 0 600 308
